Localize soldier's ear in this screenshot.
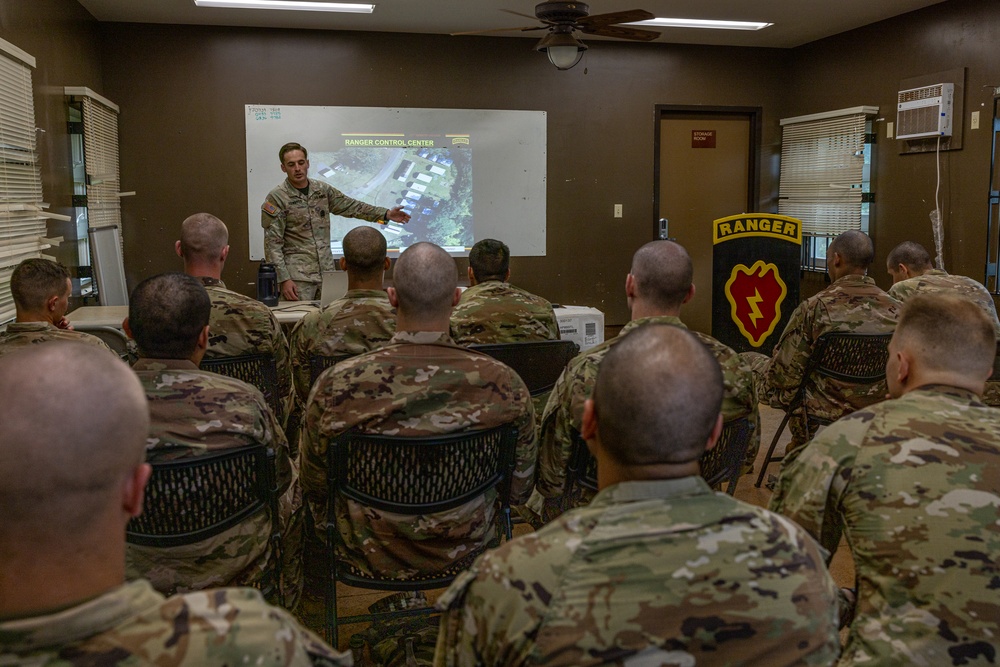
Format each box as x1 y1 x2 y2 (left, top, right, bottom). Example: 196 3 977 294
451 288 462 307
387 287 399 308
383 257 391 271
174 240 183 258
682 283 696 305
581 398 599 443
339 257 348 271
703 413 724 452
895 349 912 386
625 273 637 299
123 462 152 520
220 245 230 263
122 317 134 340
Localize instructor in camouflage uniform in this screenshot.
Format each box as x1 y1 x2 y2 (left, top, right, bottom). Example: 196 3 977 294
0 342 346 666
435 324 840 667
123 273 304 610
288 225 395 402
771 293 1000 665
536 240 757 523
261 142 410 301
0 258 110 357
450 238 559 345
753 229 899 468
301 242 536 579
177 212 294 424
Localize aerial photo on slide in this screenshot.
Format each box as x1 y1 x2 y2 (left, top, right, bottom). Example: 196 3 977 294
315 143 473 254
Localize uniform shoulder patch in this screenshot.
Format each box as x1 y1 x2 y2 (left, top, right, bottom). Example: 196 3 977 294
261 201 279 216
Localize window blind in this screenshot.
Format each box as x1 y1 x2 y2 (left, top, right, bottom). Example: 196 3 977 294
778 106 877 236
0 38 46 325
79 93 121 229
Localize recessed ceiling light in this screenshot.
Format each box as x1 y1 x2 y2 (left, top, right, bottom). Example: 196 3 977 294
628 18 772 31
193 0 374 13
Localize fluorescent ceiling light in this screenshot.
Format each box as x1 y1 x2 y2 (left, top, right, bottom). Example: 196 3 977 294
193 0 374 13
628 18 772 31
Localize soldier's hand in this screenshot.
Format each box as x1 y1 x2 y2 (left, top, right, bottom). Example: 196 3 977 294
387 206 411 224
280 279 299 301
55 317 74 331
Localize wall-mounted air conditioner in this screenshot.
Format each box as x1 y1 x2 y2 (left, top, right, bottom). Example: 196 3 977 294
896 83 954 140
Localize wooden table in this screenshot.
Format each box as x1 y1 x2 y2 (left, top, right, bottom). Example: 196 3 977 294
67 302 320 328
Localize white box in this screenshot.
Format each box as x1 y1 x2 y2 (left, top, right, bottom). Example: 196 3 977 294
555 305 604 352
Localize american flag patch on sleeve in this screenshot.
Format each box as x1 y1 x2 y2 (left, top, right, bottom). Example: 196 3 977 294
261 201 279 216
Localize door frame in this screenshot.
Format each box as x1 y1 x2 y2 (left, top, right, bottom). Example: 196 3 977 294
652 105 763 239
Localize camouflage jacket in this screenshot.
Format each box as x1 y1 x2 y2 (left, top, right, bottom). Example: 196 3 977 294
261 177 386 284
0 580 347 666
0 321 112 357
434 476 840 667
770 385 1000 666
127 359 303 609
450 281 560 345
889 269 1000 335
536 315 758 519
288 288 395 401
761 274 899 456
200 277 294 420
300 331 537 579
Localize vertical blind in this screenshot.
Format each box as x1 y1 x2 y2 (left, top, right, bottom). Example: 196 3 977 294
0 38 45 324
778 106 877 236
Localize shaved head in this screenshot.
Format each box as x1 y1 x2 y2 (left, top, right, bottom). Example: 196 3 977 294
469 239 510 282
343 226 388 280
630 241 693 311
828 230 874 270
393 243 457 319
887 241 932 273
594 324 723 466
129 273 211 359
0 343 149 541
179 213 229 261
894 294 995 379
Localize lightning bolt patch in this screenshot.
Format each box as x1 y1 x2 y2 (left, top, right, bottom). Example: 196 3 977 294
747 289 764 325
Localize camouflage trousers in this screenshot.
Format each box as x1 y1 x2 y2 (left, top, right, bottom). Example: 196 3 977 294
285 280 321 302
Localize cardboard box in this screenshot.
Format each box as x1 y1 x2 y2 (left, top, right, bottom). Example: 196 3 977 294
555 305 605 352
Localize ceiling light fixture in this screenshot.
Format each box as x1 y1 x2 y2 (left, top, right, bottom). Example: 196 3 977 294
628 18 772 31
535 29 588 71
193 0 374 13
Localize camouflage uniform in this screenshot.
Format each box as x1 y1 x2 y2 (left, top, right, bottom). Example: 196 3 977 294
760 274 899 464
261 177 387 294
288 288 395 402
435 476 841 667
199 277 295 424
0 321 111 357
888 269 1000 406
0 579 348 665
450 280 560 345
127 359 303 610
536 315 758 522
770 384 1000 666
300 331 536 579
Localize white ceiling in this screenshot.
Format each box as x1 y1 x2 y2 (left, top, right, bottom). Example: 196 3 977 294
76 0 946 49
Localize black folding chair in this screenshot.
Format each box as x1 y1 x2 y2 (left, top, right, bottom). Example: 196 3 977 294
201 353 284 422
324 423 519 645
308 352 357 388
126 445 281 600
754 331 893 487
468 339 579 396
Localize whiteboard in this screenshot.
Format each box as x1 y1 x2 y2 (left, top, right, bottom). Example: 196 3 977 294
245 105 546 258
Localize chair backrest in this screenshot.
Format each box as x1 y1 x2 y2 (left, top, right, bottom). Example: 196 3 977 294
75 325 131 361
309 352 357 387
810 331 893 383
328 423 519 518
201 353 283 421
566 417 753 500
991 340 1000 382
468 339 580 396
127 445 277 548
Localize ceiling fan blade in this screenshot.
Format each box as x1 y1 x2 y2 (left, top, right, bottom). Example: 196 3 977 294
580 24 661 41
500 8 549 22
577 9 654 28
451 25 547 36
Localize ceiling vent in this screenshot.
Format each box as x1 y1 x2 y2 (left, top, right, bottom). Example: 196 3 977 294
897 83 954 140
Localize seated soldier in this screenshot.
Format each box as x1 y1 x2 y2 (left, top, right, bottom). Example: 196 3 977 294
0 258 110 356
536 240 757 523
123 272 303 609
434 324 840 666
0 343 345 665
288 225 395 402
751 230 898 469
176 212 293 423
301 242 536 579
450 238 559 344
771 293 1000 664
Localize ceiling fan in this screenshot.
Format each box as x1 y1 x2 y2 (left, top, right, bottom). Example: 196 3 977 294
454 2 661 70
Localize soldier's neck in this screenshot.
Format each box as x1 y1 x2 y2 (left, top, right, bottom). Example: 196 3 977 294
185 264 223 281
630 302 681 321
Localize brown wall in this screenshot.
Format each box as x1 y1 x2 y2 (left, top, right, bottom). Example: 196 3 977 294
96 23 788 324
785 0 1000 297
0 0 103 283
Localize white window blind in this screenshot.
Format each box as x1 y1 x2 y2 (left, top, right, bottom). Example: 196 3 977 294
778 106 877 236
79 92 121 229
0 38 46 325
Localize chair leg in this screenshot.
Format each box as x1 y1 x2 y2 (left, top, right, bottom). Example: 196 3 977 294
327 549 339 647
755 411 791 488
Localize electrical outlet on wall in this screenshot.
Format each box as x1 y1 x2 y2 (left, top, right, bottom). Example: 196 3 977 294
971 111 980 130
614 204 623 218
887 122 894 139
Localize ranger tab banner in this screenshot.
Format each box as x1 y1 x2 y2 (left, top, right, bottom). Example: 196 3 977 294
712 214 801 354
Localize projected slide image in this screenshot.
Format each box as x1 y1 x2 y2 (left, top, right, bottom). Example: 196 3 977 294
317 140 472 255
